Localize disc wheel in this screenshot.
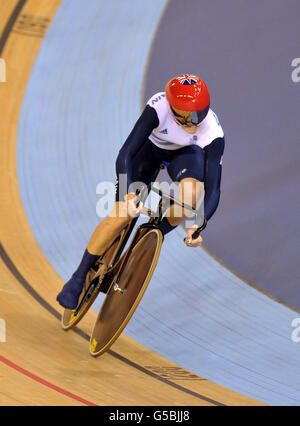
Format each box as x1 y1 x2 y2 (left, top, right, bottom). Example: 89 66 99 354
89 228 163 357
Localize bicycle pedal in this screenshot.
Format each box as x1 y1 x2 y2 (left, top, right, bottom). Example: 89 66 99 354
113 283 127 294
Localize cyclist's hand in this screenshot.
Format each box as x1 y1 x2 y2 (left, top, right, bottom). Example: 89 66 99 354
124 192 144 218
185 226 203 247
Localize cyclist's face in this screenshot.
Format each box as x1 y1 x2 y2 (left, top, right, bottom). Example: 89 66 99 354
171 107 198 134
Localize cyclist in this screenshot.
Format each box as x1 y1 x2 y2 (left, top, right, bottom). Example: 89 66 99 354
57 74 225 309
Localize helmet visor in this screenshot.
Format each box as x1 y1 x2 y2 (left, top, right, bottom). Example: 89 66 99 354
171 106 209 126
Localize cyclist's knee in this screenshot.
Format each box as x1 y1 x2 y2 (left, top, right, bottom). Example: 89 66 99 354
179 178 204 211
108 201 133 226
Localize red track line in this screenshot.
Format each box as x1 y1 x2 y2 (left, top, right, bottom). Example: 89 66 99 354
0 354 98 406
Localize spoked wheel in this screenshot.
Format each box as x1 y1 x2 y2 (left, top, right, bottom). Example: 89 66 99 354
89 228 163 357
60 229 127 331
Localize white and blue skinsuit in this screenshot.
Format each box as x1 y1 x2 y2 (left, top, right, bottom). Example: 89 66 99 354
57 91 225 308
115 92 225 225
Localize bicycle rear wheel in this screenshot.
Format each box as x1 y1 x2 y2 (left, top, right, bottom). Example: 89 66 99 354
61 229 126 330
89 228 163 357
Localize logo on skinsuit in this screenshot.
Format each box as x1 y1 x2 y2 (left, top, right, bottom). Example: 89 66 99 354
176 168 187 180
159 129 168 134
151 94 166 105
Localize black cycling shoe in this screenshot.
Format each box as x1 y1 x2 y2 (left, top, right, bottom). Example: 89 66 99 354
56 275 85 310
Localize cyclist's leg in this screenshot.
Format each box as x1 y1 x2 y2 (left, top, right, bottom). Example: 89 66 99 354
56 198 135 309
57 203 134 309
56 249 100 309
160 145 205 234
57 140 162 309
87 140 163 255
87 203 133 256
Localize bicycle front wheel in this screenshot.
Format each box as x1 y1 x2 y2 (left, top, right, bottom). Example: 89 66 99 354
61 227 127 331
89 228 163 357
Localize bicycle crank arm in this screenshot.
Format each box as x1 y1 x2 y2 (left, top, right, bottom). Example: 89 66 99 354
73 266 107 315
73 283 96 316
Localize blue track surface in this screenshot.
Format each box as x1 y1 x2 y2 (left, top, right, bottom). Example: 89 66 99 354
144 0 300 310
17 0 300 405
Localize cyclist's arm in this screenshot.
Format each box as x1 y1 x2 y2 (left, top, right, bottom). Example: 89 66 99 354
115 105 159 192
203 137 225 220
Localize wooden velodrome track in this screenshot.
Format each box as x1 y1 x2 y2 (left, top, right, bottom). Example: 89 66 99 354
0 0 264 406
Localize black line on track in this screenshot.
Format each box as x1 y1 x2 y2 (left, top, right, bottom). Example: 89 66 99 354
0 0 27 55
0 1 225 406
0 243 225 406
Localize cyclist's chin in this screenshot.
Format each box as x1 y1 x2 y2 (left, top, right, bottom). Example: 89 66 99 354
182 125 198 134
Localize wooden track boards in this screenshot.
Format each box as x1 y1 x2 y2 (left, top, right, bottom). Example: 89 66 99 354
0 0 264 406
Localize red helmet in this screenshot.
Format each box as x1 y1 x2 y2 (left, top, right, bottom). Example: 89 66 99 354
165 74 210 125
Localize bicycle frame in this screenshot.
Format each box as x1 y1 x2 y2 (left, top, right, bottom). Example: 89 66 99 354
64 163 207 335
100 163 207 290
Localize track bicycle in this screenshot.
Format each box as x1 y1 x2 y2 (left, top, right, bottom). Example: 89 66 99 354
60 163 207 357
